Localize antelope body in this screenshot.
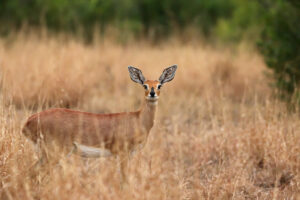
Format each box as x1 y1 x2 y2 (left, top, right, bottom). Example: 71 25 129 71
23 65 177 158
24 101 155 154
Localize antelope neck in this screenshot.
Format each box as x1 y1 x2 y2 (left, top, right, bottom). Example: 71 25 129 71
139 99 158 133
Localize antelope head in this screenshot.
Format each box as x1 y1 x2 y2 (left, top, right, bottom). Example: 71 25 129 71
128 65 177 102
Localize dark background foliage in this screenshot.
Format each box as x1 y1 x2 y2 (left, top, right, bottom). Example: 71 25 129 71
0 0 262 41
258 0 300 103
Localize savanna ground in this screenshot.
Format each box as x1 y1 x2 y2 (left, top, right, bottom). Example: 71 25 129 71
0 32 300 199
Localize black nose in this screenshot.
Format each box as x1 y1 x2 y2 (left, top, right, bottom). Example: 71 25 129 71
150 87 155 97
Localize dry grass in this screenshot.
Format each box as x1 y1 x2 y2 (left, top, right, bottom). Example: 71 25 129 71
1 33 300 199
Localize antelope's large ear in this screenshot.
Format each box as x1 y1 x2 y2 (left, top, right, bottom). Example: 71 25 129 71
128 66 146 85
159 65 177 84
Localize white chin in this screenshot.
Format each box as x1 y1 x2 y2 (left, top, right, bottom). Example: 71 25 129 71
146 96 159 101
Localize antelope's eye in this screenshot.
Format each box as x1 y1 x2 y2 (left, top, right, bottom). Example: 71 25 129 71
143 85 148 90
158 85 162 89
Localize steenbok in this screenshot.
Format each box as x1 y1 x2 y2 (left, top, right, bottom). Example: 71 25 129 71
23 65 177 180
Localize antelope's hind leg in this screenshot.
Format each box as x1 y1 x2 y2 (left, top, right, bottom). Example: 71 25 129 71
72 142 113 158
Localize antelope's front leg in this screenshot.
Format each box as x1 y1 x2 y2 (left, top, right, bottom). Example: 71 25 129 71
118 152 130 186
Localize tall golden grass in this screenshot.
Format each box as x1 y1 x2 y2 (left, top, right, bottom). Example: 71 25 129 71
0 32 300 199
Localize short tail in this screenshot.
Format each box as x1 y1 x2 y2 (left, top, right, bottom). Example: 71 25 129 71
22 117 39 143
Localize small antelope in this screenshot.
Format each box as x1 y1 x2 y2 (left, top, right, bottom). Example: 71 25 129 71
23 65 177 178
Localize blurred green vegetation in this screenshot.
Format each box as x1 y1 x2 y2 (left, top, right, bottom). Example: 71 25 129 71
0 0 265 42
258 0 300 104
0 0 299 102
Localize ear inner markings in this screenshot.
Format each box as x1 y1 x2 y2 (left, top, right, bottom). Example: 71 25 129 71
128 66 146 84
159 65 177 84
